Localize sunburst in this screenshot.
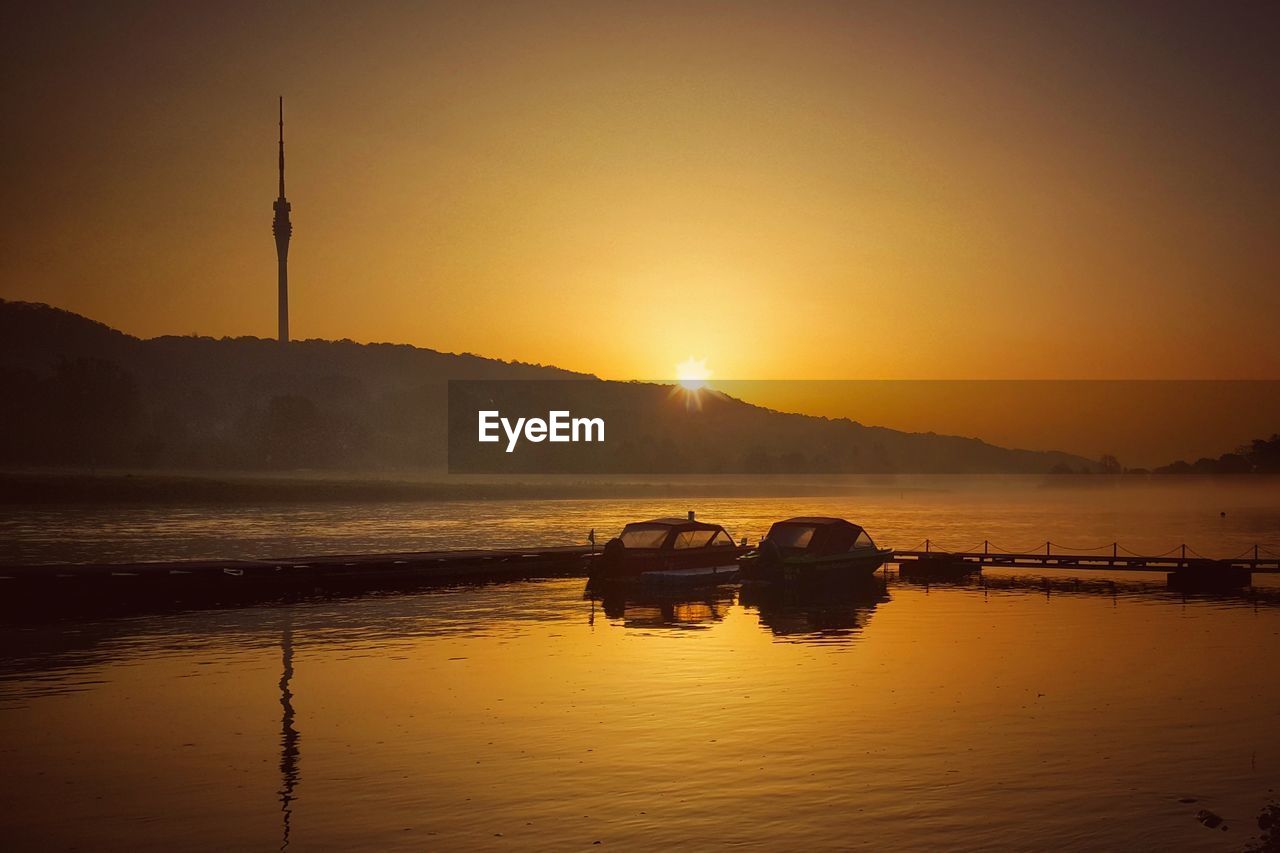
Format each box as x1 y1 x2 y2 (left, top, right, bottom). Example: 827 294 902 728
675 357 711 391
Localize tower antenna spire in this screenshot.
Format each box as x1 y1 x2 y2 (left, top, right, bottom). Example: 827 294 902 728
278 96 286 198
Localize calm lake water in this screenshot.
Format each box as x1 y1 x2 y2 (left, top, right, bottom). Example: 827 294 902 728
2 479 1279 851
3 477 1279 566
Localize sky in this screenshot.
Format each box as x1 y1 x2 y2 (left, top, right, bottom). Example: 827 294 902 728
3 0 1278 389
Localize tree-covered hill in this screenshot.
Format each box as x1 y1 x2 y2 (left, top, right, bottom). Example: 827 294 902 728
0 299 1095 474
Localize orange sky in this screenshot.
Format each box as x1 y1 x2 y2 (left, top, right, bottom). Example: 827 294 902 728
2 1 1278 383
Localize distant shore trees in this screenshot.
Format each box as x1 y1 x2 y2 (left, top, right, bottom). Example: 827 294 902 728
1046 437 1280 475
1152 435 1280 474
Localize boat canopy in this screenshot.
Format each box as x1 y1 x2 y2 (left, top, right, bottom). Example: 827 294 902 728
618 518 737 550
765 517 876 554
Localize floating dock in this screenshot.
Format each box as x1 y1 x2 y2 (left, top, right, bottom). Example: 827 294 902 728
3 539 1276 613
892 542 1279 589
0 546 596 612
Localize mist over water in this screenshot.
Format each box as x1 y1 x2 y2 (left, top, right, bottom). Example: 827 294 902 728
3 476 1276 566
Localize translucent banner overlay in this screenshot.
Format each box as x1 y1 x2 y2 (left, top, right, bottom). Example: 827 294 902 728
447 380 1280 475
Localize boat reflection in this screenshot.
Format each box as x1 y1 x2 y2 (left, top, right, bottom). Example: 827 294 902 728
584 582 736 630
740 578 889 643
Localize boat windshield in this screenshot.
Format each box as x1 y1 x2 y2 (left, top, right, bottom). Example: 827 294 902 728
673 529 718 549
619 525 670 549
854 530 875 548
770 525 816 548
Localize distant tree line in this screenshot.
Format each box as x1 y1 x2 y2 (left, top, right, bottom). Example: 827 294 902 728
1048 437 1280 475
1048 453 1120 475
0 357 377 470
0 357 141 470
1149 435 1280 474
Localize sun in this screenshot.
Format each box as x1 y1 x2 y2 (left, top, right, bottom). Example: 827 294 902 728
675 357 712 390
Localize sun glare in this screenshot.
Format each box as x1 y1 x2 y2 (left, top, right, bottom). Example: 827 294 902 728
676 357 712 390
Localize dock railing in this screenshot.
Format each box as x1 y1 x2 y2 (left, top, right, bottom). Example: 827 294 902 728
892 540 1280 572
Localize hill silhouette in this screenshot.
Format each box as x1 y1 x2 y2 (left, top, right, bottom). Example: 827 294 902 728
0 299 1094 474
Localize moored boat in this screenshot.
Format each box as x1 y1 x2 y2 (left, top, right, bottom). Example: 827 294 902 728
738 517 893 584
588 514 745 585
